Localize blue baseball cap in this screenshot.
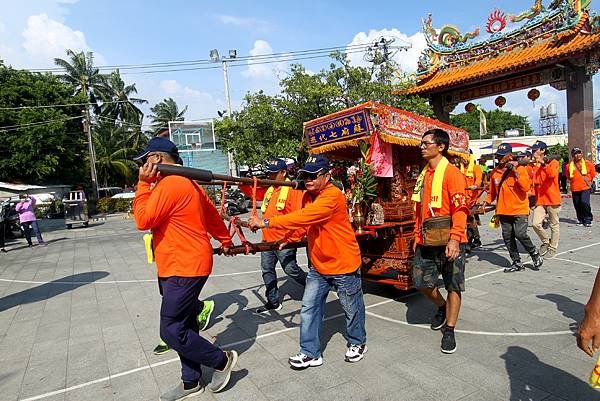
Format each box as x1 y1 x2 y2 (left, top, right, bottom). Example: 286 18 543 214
531 140 547 151
496 143 512 156
265 158 287 173
300 154 330 174
134 137 179 161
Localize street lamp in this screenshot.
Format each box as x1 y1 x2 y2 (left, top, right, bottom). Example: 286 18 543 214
210 48 238 176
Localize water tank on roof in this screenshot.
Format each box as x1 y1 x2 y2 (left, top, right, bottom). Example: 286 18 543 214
505 129 520 137
540 106 547 119
547 103 557 116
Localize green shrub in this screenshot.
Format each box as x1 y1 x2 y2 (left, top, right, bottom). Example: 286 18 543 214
95 197 133 214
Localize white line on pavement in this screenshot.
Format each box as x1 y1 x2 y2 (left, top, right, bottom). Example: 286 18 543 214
552 257 599 269
16 241 600 401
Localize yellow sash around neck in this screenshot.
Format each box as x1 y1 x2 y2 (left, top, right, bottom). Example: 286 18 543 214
261 180 290 213
569 160 587 177
465 155 475 178
411 156 449 209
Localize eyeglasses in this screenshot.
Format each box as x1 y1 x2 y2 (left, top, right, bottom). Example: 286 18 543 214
299 171 326 181
420 140 437 148
143 153 160 163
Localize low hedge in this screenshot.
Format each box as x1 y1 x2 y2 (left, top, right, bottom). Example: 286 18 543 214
95 197 133 214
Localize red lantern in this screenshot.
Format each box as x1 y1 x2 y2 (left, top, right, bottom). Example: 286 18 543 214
527 88 540 101
495 96 506 108
465 102 475 113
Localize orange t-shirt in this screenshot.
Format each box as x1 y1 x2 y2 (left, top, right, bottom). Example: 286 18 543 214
269 183 361 275
568 159 597 192
414 163 469 245
485 165 530 216
526 164 537 197
261 186 305 243
134 175 232 278
535 159 561 206
466 164 483 203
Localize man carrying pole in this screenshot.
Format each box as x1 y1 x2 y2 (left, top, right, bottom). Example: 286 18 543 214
133 137 238 399
248 154 367 368
255 158 307 314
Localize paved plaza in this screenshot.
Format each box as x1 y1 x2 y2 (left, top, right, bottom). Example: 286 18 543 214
1 196 600 401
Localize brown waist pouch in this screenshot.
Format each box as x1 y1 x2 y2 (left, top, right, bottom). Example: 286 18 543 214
422 216 452 247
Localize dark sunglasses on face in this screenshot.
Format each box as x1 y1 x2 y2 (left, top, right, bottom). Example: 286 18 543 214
299 171 325 181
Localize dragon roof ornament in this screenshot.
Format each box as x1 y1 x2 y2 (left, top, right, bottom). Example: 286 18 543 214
417 0 598 79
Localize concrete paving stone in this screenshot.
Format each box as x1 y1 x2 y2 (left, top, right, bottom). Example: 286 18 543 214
211 371 268 401
110 369 160 401
456 389 505 401
259 378 319 401
448 359 550 401
19 358 67 399
104 340 149 376
64 381 115 401
233 344 292 388
30 339 69 365
0 357 29 401
35 321 71 343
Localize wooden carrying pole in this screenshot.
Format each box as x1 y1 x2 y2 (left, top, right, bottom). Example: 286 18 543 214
157 164 303 188
213 240 307 255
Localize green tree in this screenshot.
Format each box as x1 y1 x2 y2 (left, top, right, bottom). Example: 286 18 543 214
0 63 88 184
215 53 431 166
54 49 107 110
451 107 533 140
100 69 147 126
93 122 138 187
149 97 187 134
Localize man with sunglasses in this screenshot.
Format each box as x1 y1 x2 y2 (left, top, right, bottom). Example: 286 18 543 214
248 154 367 368
133 137 238 399
255 158 307 314
411 129 469 354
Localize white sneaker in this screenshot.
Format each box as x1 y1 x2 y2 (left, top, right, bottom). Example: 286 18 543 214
288 353 323 369
345 344 368 363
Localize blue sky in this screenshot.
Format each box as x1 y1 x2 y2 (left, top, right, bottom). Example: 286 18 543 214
0 0 598 132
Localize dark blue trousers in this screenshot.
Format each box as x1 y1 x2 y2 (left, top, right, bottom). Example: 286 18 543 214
159 276 225 383
572 190 593 224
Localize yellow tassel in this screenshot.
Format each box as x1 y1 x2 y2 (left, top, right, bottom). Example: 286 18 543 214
489 215 500 229
589 354 600 388
143 233 154 264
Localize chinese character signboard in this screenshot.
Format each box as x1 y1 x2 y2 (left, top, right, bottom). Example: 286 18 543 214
304 109 371 147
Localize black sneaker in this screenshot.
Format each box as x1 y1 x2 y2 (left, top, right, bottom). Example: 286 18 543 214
254 302 282 314
504 261 525 273
430 306 446 330
441 329 457 354
584 222 593 228
153 340 170 355
471 238 482 248
288 353 323 369
531 253 543 270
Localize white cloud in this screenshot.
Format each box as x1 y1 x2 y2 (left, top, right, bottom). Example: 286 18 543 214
150 79 223 120
241 40 290 93
346 28 426 73
21 13 104 65
215 14 271 32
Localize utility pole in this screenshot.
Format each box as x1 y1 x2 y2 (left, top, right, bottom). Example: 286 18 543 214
210 49 238 176
82 80 99 198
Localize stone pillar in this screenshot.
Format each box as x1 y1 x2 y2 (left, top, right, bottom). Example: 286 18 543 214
566 65 594 157
431 95 450 123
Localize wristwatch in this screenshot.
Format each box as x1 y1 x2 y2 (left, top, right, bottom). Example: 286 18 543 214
263 219 270 228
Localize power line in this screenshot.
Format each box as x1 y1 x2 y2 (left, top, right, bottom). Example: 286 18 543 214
0 99 129 111
28 43 375 73
0 116 81 132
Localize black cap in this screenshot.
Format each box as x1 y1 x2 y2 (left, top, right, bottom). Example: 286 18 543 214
134 137 179 161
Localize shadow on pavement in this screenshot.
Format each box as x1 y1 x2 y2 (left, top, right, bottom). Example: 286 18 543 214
0 271 110 312
502 346 596 401
536 293 584 333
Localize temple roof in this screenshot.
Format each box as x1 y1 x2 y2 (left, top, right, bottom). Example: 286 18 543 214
403 29 600 95
400 1 600 96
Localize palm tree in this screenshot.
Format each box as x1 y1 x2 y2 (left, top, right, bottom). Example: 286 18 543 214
54 49 107 109
93 122 138 187
149 97 187 134
101 69 148 126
